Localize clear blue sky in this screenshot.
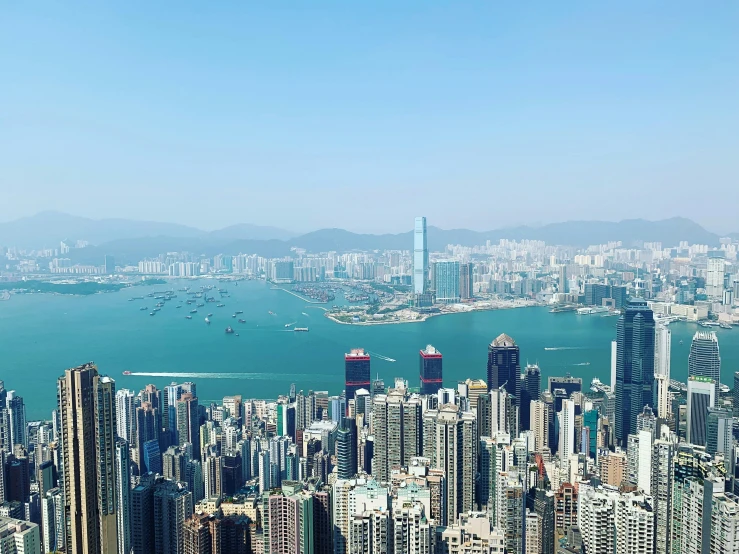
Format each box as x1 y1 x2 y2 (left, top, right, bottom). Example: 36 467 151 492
2 2 737 233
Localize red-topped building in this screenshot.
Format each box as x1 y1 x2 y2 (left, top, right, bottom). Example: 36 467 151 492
345 348 371 406
420 344 443 395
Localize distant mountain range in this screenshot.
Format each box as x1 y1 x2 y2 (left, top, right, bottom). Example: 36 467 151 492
0 211 296 249
0 212 732 265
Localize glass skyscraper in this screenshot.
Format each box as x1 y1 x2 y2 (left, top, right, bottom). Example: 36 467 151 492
688 331 721 397
434 260 460 303
413 216 428 295
615 299 655 446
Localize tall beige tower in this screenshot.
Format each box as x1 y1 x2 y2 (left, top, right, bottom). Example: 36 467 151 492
58 362 118 554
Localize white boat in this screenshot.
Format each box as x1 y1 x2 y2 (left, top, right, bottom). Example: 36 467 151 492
205 317 210 324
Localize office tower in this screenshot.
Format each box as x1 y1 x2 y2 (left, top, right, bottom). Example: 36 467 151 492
104 254 115 274
582 409 599 459
521 364 541 431
686 376 716 447
136 402 160 473
41 487 64 554
176 392 200 459
371 377 385 398
115 389 136 445
413 216 429 295
487 333 521 407
615 299 656 446
142 440 162 475
336 417 357 479
611 340 617 390
434 260 461 303
688 331 721 397
345 349 370 409
530 400 549 451
655 325 671 378
165 383 183 444
559 264 568 294
558 399 575 462
706 250 726 298
419 345 443 395
0 516 41 554
5 451 30 503
578 487 615 554
57 363 118 554
6 391 26 448
258 451 270 494
734 373 739 418
154 480 193 554
185 460 204 505
131 474 157 554
37 460 55 497
426 405 476 525
459 262 474 300
548 375 583 399
115 440 131 554
371 392 421 482
706 407 732 456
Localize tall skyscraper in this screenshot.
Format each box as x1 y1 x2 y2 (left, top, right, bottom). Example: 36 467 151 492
615 299 655 446
419 345 443 395
424 405 476 525
372 392 421 482
559 265 568 294
558 399 575 462
688 331 721 397
459 262 474 300
176 392 200 459
336 417 357 479
521 364 541 431
686 376 715 447
706 407 732 456
345 349 370 408
115 389 136 445
487 334 521 407
706 250 726 298
434 261 461 303
115 439 132 554
6 391 27 449
413 216 429 295
57 362 118 554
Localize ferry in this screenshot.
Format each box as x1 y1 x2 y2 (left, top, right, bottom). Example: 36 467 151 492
122 371 131 375
720 322 733 330
294 327 309 332
577 306 610 315
225 326 235 334
549 305 578 313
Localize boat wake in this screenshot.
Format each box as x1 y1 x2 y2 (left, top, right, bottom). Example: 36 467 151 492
124 371 327 380
544 347 586 351
572 362 591 366
369 351 396 362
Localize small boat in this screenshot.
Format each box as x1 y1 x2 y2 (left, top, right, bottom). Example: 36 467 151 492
238 319 246 323
190 309 197 314
197 303 205 308
140 307 148 310
205 317 210 324
235 333 240 336
720 322 733 330
302 312 309 317
235 310 244 314
679 340 684 345
122 370 131 375
176 305 182 309
217 304 225 308
185 316 192 320
268 311 275 316
232 314 237 318
150 312 156 316
225 326 234 334
207 313 213 317
294 327 309 332
285 322 295 328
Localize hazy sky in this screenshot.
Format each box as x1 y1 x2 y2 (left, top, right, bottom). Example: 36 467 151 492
2 2 738 233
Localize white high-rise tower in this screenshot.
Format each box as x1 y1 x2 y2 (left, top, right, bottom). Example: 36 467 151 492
413 217 429 295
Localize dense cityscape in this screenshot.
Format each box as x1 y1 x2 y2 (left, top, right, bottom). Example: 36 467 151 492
1 216 739 554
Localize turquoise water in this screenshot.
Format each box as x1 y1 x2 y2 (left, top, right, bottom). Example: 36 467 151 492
1 279 737 420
